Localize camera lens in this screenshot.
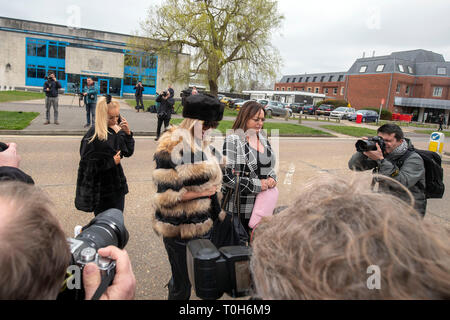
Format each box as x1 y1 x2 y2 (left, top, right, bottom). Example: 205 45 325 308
75 209 129 250
355 140 377 152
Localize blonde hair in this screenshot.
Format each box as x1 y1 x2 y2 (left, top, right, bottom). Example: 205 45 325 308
251 174 450 300
89 96 120 143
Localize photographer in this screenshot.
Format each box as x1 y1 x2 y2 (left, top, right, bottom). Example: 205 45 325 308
348 124 426 216
0 181 135 300
154 90 172 141
134 81 145 112
0 142 34 184
43 71 62 125
82 77 97 128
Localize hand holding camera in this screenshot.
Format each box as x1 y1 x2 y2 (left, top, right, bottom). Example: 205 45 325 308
355 136 385 161
0 142 21 168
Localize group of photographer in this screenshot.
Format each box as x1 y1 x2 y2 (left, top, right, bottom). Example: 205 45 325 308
1 94 449 300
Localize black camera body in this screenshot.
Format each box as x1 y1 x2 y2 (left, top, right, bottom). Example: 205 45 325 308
356 136 386 153
187 239 252 300
58 209 129 300
162 91 169 97
0 142 8 152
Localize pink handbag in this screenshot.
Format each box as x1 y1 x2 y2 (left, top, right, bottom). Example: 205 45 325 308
249 186 279 229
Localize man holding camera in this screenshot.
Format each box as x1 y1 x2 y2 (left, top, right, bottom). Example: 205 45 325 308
0 181 136 300
43 71 62 125
134 81 145 112
348 124 427 216
154 90 172 141
83 77 98 128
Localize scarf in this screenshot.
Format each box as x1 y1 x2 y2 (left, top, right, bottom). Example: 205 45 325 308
387 139 409 159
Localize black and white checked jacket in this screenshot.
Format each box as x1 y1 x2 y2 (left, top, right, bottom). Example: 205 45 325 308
222 133 277 219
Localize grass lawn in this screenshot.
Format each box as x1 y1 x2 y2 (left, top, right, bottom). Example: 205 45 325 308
169 118 333 136
414 129 450 136
0 111 40 130
0 91 45 103
320 125 378 137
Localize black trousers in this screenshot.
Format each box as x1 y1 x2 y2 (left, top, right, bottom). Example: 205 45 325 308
94 194 125 216
156 117 170 138
163 237 192 300
135 95 144 108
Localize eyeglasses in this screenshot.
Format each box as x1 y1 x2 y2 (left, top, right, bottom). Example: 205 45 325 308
251 118 265 122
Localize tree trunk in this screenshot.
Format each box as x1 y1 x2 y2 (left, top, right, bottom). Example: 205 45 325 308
209 79 219 97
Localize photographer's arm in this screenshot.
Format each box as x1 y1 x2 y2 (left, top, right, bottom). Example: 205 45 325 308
378 155 425 188
348 152 378 171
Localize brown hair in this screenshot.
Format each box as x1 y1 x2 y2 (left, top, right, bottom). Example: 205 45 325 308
0 182 71 299
251 174 450 300
232 101 265 131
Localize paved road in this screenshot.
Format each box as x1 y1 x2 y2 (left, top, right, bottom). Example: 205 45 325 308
1 135 449 300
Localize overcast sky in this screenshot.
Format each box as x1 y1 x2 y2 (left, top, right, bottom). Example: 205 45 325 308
1 0 449 81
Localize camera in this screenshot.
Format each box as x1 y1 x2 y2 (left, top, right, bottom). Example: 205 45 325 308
0 142 8 152
187 239 252 300
162 91 169 97
58 208 129 300
355 136 386 153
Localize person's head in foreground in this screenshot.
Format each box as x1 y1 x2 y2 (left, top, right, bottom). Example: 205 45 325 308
251 174 450 300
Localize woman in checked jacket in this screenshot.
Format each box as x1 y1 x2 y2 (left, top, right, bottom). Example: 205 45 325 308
222 101 278 236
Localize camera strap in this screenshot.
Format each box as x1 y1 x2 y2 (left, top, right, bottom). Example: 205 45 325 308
91 267 116 300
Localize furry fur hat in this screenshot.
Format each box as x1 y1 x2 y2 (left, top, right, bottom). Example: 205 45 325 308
182 94 225 121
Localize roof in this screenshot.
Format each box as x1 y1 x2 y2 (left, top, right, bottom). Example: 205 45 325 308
279 72 346 83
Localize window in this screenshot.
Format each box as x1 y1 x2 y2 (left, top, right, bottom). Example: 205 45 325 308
292 78 296 83
141 75 156 88
324 88 329 94
299 77 303 82
287 87 291 91
396 84 401 93
124 54 140 67
36 65 46 79
359 66 367 73
340 87 344 95
312 76 317 82
315 87 319 93
27 42 37 56
437 67 447 75
307 87 312 92
320 76 325 82
333 88 338 95
405 86 410 95
57 68 65 81
305 77 310 82
124 74 139 86
433 87 443 97
48 43 58 58
408 66 413 74
58 45 66 59
286 78 290 83
398 64 405 72
376 64 385 72
337 75 343 81
27 64 36 78
142 55 157 69
281 87 285 91
329 75 334 81
275 87 279 91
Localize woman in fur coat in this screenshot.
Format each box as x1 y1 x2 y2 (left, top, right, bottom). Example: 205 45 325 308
152 94 224 300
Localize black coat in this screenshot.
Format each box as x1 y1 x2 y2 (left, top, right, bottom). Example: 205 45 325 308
134 84 144 97
75 127 135 212
43 79 62 97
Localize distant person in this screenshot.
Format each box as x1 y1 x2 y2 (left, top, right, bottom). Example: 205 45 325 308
251 174 450 300
75 95 135 216
154 91 172 141
82 77 97 128
167 83 175 111
191 86 198 95
438 114 445 131
134 81 145 112
43 72 62 125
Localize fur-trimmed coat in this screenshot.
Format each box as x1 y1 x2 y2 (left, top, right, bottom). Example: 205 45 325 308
152 127 225 239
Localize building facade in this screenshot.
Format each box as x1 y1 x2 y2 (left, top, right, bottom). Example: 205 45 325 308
0 17 190 97
275 50 450 123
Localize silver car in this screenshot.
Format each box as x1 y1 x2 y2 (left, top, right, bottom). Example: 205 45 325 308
330 107 356 120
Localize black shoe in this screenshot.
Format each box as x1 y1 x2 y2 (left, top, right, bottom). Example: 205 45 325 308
155 137 159 141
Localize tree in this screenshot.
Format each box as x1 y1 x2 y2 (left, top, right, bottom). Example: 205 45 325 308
136 0 284 96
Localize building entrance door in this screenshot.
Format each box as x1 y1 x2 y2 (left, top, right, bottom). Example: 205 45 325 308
99 78 109 95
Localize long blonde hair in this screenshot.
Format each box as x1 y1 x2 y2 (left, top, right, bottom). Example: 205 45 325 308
89 96 120 143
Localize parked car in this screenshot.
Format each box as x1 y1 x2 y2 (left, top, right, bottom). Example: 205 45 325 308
229 98 244 109
257 99 269 107
220 96 234 107
234 100 252 111
287 103 304 113
315 104 335 116
302 105 316 115
348 110 379 123
264 101 293 117
330 107 356 120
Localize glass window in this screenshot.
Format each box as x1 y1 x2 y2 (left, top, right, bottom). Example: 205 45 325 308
305 77 310 82
437 67 446 75
124 74 138 86
58 45 66 59
307 87 311 92
142 55 157 69
299 77 303 82
36 43 47 57
406 86 410 95
340 87 344 95
48 44 58 58
433 87 443 97
337 75 343 81
333 88 338 94
141 75 156 88
376 64 385 72
312 76 317 82
320 76 325 82
408 66 413 74
329 75 334 81
398 64 405 72
315 87 319 93
57 68 65 81
292 78 296 83
396 84 401 93
286 78 290 83
125 54 140 67
37 66 46 79
359 66 367 73
27 42 37 56
27 65 36 78
324 88 329 94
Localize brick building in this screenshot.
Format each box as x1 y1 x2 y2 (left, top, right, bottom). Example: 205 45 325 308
275 49 450 124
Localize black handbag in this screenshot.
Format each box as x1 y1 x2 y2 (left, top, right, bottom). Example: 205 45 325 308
211 173 249 247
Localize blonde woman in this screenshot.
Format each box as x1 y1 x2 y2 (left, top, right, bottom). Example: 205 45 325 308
152 94 224 300
75 95 135 216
